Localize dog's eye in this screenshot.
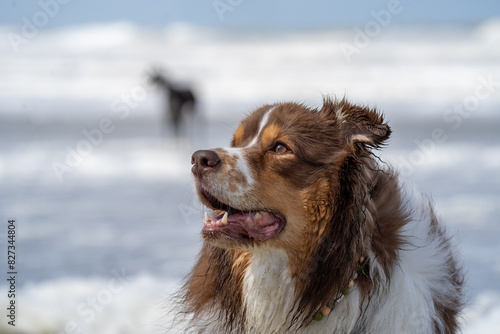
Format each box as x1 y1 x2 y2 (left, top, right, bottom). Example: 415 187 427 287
272 143 290 154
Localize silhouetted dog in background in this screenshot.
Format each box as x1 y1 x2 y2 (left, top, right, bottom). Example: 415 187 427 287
149 69 196 136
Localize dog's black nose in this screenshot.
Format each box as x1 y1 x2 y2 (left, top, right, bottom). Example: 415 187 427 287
191 150 221 177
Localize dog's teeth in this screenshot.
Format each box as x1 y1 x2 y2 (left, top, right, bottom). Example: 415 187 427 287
254 212 262 219
222 212 228 225
215 219 222 226
204 212 210 222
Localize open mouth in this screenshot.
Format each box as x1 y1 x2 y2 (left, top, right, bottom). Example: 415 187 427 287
199 189 285 242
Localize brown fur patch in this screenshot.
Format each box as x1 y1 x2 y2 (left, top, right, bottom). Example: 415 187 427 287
232 124 245 147
183 245 250 330
260 123 281 149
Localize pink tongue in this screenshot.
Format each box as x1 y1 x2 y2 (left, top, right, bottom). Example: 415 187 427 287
227 212 274 226
225 212 281 241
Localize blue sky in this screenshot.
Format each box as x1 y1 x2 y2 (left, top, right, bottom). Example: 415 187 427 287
1 0 500 30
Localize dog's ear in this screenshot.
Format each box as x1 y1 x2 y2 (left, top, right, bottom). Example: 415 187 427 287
320 97 391 149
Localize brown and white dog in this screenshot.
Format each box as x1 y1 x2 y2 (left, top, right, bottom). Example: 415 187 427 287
183 98 463 333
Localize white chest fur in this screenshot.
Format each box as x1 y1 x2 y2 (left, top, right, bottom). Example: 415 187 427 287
243 249 296 333
242 249 361 334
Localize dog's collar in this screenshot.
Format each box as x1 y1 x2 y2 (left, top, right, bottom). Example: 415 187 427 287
313 256 368 322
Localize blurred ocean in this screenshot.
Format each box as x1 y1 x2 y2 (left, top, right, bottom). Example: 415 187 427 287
0 20 499 333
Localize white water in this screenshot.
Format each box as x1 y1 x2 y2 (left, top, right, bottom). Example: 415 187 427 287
0 20 499 333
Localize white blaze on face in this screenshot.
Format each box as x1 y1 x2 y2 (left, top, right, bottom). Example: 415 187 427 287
207 106 277 206
245 105 276 148
220 105 277 188
223 147 255 186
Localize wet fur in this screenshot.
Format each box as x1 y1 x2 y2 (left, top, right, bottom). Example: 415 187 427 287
179 98 464 333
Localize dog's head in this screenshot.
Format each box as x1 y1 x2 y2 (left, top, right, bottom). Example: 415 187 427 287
191 98 391 255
